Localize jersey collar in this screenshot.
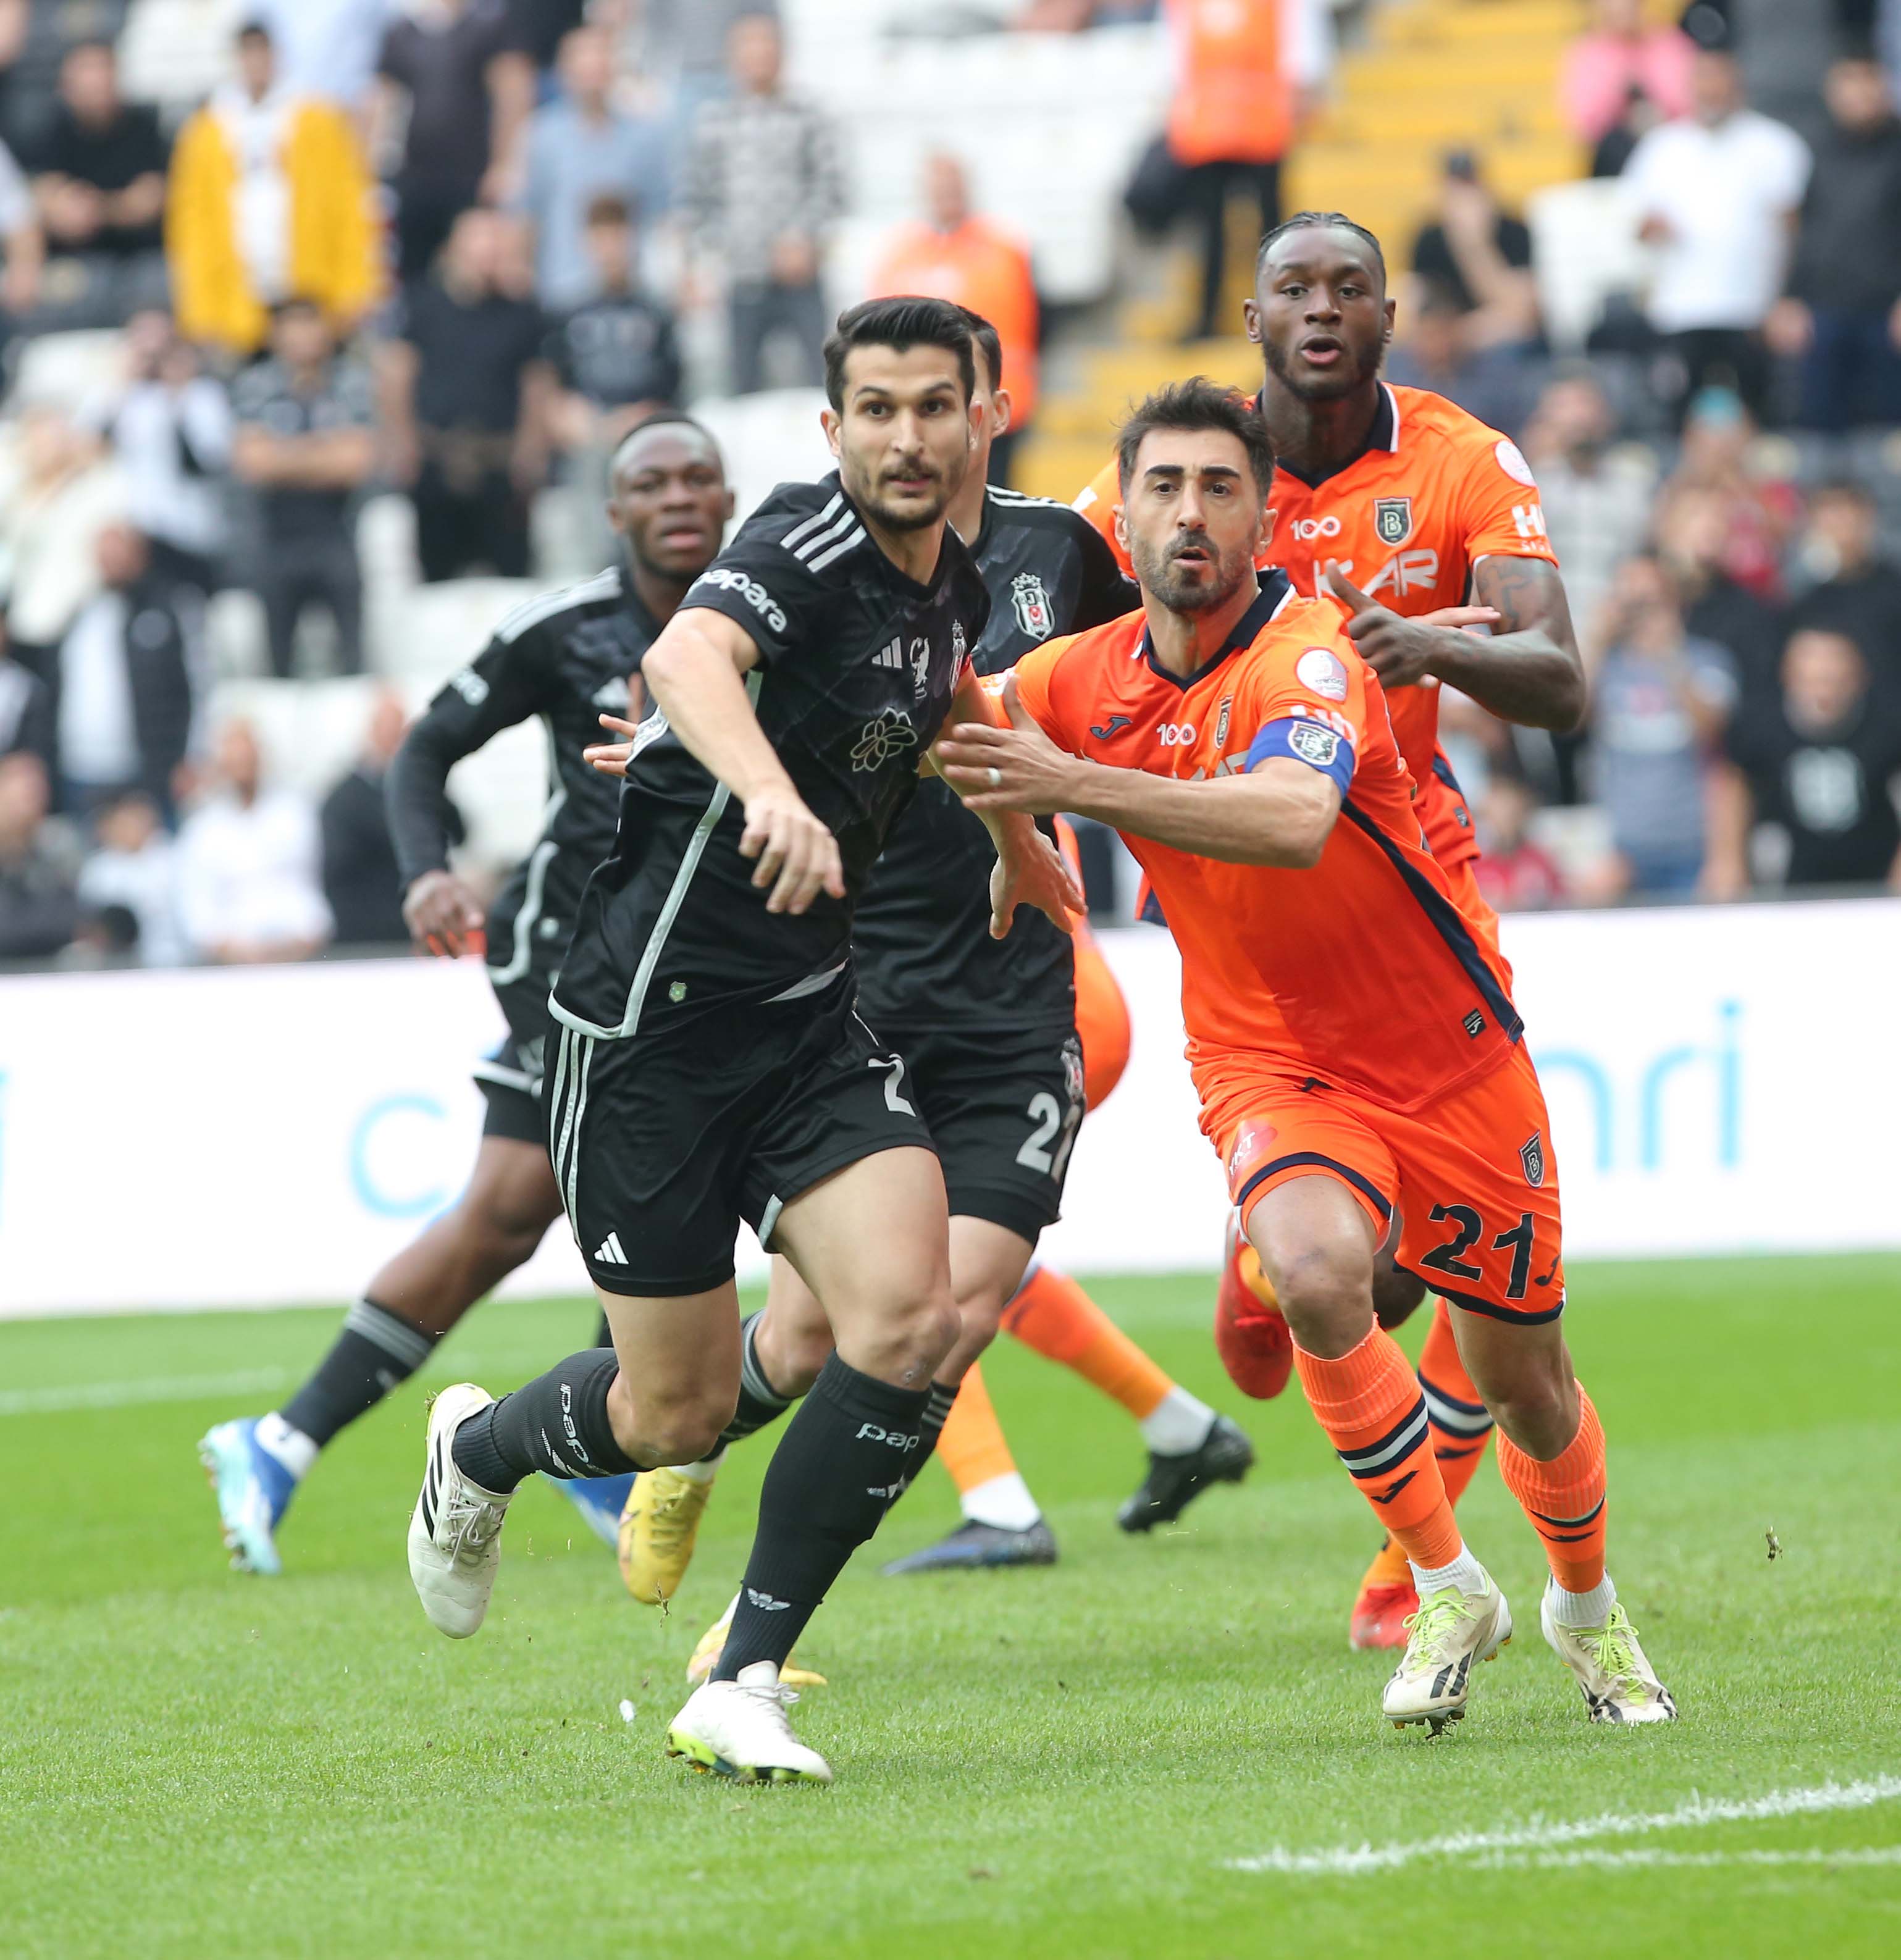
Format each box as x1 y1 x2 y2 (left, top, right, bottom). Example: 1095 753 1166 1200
1260 382 1400 492
1136 570 1293 692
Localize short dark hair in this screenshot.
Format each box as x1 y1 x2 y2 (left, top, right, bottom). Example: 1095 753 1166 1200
609 411 722 477
823 296 976 413
957 308 1003 393
237 19 272 43
1257 209 1387 283
1811 477 1874 508
1115 377 1275 498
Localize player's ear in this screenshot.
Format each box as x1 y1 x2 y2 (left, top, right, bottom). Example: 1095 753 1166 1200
721 486 737 521
1112 501 1130 557
1242 298 1263 346
1382 297 1396 345
991 385 1014 439
820 406 842 459
605 499 628 537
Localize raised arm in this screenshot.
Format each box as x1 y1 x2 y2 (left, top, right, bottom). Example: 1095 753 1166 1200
640 606 844 916
1326 558 1585 733
935 675 1338 869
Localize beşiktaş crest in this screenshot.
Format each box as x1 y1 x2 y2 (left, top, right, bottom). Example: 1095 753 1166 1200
1011 571 1056 640
1374 496 1413 547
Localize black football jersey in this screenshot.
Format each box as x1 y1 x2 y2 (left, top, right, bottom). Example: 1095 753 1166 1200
852 485 1136 1031
552 473 991 1037
387 564 658 989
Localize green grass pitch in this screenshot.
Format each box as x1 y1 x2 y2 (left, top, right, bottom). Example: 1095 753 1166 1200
3 1254 1899 1959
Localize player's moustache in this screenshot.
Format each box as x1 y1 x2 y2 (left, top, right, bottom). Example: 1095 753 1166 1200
1167 530 1217 563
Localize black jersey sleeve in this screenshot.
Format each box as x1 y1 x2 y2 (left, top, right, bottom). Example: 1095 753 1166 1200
1072 512 1139 632
387 618 558 886
678 482 855 668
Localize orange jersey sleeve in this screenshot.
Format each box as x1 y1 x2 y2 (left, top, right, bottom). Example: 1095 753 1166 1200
1451 429 1559 570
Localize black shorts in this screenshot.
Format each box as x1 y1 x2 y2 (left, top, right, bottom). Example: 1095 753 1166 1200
878 1016 1084 1245
472 955 558 1147
548 974 937 1297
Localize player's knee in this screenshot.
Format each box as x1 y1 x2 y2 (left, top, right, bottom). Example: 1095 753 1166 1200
850 1282 959 1389
1267 1246 1375 1357
608 1368 735 1466
1372 1264 1428 1331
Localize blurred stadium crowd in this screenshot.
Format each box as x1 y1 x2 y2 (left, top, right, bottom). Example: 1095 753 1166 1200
1 0 1899 970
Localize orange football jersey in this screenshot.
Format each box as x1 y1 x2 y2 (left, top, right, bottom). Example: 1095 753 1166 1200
1073 383 1559 868
1012 573 1522 1115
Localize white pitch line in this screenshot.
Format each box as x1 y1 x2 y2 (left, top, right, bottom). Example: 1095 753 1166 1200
1501 1848 1901 1871
1227 1777 1901 1875
0 1368 292 1416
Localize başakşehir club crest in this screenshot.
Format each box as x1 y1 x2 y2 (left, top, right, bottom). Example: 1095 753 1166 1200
1521 1131 1546 1187
1374 496 1413 547
1287 721 1340 768
1011 571 1057 640
851 706 919 772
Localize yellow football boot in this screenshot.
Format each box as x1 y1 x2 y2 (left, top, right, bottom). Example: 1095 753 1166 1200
616 1465 716 1606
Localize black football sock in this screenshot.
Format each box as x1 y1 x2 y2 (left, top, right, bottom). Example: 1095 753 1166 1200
450 1347 640 1493
703 1312 798 1460
897 1381 957 1492
713 1355 931 1680
277 1299 440 1450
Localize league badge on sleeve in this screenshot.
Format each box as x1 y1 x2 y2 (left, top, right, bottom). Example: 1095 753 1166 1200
1374 497 1413 547
1010 571 1056 641
1520 1131 1546 1187
1296 647 1349 701
1288 722 1341 769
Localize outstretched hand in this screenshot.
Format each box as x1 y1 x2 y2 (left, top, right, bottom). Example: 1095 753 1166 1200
1325 564 1500 689
936 674 1080 815
584 711 640 778
989 820 1084 939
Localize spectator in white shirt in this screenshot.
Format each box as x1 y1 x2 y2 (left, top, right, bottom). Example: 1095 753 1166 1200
77 311 232 600
175 717 332 963
77 787 185 965
54 522 193 822
1622 39 1810 425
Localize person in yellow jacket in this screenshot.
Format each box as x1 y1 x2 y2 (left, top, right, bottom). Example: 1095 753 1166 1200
167 21 381 359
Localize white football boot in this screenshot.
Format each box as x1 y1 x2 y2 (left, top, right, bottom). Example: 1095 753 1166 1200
665 1675 833 1785
406 1384 512 1638
1541 1592 1677 1724
1382 1575 1513 1732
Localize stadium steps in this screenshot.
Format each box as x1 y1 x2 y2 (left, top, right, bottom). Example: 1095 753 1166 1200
1013 0 1590 503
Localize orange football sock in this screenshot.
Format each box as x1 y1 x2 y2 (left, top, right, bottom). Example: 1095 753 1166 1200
934 1361 1019 1496
1417 1298 1495 1508
1494 1384 1608 1594
1360 1535 1412 1592
1295 1326 1462 1570
1003 1266 1173 1421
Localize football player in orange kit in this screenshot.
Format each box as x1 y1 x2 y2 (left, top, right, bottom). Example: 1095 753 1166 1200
1076 212 1588 1649
941 380 1674 1731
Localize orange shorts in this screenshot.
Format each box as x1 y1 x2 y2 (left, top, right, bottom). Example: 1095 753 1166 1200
1199 1042 1564 1323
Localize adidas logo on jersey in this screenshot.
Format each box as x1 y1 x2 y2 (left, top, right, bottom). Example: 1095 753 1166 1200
874 637 904 669
594 1231 628 1265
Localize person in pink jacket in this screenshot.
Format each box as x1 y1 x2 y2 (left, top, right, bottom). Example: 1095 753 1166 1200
1559 0 1696 146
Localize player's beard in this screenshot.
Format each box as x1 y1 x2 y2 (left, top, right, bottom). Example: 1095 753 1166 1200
1133 531 1256 614
846 446 967 534
1261 326 1383 401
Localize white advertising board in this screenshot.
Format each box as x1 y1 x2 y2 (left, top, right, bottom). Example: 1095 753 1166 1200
1 897 1896 1317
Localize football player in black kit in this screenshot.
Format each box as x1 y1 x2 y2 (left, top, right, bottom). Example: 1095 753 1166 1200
600 316 1256 1679
404 298 1080 1786
196 416 733 1575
